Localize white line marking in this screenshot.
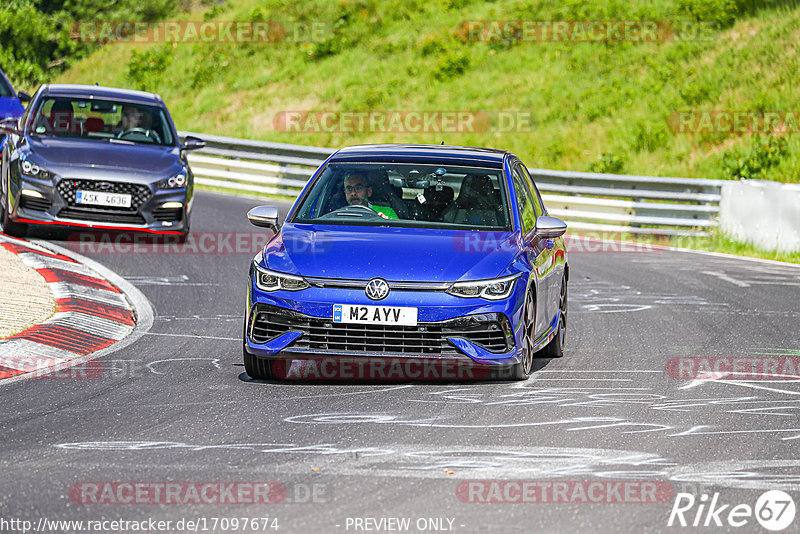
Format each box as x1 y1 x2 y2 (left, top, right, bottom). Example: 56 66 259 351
532 378 633 381
702 270 750 287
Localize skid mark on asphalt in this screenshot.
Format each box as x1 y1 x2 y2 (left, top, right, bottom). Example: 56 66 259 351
569 280 728 313
52 440 800 490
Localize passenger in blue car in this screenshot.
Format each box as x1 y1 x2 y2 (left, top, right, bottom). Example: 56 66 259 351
343 171 399 219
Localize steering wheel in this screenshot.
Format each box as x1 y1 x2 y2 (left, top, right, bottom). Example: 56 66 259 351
320 204 383 219
117 128 161 143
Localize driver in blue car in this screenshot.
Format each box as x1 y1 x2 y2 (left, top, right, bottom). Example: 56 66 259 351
343 171 399 219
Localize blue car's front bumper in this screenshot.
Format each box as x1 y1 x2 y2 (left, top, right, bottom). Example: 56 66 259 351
244 276 527 367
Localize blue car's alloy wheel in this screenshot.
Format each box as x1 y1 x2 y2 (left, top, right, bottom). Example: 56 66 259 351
511 290 536 380
540 276 567 359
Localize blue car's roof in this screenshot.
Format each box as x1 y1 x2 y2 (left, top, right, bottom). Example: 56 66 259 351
329 144 508 168
39 84 164 106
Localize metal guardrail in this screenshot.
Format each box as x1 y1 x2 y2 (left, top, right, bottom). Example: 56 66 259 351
180 131 725 237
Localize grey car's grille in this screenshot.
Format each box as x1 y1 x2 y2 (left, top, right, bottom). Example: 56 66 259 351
249 305 509 356
152 207 182 222
57 179 152 212
57 207 146 225
20 195 52 212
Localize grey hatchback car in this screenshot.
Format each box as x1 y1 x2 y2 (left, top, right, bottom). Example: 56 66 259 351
0 84 204 237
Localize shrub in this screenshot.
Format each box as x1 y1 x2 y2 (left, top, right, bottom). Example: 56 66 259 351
126 45 173 92
588 152 626 174
722 136 788 179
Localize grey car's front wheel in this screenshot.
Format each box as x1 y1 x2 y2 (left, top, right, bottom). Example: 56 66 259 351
0 193 27 237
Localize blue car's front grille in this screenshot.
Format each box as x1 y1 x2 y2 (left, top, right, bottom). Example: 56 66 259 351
250 305 510 356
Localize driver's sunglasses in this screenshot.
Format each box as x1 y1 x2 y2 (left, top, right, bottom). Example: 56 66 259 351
344 184 365 193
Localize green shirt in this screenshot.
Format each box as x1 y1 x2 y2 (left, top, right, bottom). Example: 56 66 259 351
370 204 399 219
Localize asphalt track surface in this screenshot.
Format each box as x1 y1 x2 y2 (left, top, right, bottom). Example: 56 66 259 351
2 190 800 533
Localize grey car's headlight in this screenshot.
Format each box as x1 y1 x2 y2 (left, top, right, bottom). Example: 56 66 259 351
254 265 309 292
447 273 521 300
20 156 54 180
157 172 187 189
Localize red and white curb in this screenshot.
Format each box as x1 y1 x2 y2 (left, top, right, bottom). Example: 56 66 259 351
0 235 152 381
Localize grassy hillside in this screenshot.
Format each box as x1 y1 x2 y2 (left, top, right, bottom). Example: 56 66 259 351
55 0 800 182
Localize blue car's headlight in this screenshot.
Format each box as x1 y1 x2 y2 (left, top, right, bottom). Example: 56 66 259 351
447 273 521 300
158 172 187 189
254 264 309 292
19 156 54 180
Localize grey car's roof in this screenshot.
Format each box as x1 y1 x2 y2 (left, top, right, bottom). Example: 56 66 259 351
40 84 163 105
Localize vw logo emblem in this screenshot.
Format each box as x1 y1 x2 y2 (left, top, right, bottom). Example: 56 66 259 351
365 278 390 301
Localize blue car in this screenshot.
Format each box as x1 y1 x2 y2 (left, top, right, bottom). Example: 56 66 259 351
0 69 28 121
244 145 568 381
0 84 204 237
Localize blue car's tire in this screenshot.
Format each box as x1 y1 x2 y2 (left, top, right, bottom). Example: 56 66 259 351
243 345 274 380
539 276 567 359
511 290 536 380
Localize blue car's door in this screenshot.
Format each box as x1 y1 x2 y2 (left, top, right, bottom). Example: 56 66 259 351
510 160 556 338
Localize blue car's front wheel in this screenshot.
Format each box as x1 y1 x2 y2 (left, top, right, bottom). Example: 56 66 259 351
243 344 274 380
511 290 536 380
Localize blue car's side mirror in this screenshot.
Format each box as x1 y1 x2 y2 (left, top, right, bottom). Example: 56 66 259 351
535 216 567 238
248 206 280 232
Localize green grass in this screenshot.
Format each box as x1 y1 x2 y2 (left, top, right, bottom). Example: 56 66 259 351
53 0 800 182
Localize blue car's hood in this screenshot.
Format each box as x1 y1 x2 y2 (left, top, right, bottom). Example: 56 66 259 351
27 136 181 174
262 223 520 282
0 97 24 120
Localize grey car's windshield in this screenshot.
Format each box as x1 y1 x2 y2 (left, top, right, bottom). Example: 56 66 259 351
29 97 174 146
292 162 511 230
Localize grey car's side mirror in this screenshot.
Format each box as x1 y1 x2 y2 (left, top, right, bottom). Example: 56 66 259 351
535 216 567 238
248 206 280 232
181 136 206 151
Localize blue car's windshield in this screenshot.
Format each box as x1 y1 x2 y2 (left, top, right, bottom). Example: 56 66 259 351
28 97 174 146
292 162 511 230
0 77 12 97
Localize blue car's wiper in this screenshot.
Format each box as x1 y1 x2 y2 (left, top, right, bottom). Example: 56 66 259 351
108 138 135 145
